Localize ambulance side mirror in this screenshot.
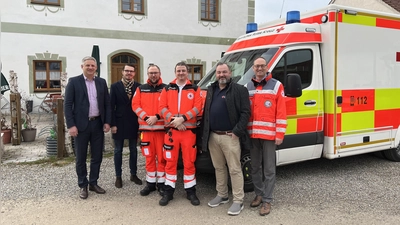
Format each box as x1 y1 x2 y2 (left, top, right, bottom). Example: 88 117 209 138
285 73 302 97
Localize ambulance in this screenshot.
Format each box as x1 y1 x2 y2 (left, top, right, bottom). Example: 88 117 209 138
195 4 400 191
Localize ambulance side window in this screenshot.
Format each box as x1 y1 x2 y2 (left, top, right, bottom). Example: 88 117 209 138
272 49 313 89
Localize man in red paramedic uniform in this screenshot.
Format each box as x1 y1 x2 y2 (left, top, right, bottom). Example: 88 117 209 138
158 61 202 206
246 57 287 216
132 64 166 197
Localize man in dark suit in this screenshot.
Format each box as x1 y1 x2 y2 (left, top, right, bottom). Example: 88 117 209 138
110 64 142 188
64 56 111 199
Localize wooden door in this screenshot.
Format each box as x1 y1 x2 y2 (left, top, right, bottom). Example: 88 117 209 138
111 53 140 84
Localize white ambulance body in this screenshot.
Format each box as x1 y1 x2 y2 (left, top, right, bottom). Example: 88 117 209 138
197 4 400 168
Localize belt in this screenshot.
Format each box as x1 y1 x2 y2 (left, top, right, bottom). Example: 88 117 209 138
212 130 232 135
88 116 100 121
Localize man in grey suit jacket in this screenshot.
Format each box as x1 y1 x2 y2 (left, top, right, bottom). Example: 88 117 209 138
64 56 111 200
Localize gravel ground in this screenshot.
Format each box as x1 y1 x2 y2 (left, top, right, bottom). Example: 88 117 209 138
1 152 400 224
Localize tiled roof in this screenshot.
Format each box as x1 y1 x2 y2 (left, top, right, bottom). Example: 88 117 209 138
382 0 400 12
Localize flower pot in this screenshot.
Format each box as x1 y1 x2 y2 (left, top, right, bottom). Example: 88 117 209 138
46 137 57 156
1 129 12 144
22 129 37 142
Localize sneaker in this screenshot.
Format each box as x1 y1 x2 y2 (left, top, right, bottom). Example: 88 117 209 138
259 202 271 216
227 203 244 216
208 196 229 208
250 195 262 207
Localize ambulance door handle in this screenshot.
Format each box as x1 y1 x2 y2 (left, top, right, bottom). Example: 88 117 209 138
304 100 316 106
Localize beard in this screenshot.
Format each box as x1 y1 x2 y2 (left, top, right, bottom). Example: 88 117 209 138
150 78 159 84
218 78 227 84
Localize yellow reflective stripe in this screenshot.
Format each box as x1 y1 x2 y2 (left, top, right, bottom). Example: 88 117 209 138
375 89 400 110
297 90 323 115
286 118 297 135
341 12 376 27
324 90 342 114
341 111 374 132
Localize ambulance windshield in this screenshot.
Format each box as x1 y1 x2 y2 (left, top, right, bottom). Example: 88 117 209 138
198 48 279 89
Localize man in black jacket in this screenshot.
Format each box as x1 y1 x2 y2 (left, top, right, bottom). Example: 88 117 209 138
110 64 142 188
202 62 251 216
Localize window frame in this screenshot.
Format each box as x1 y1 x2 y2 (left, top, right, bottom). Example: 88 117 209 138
30 0 60 6
187 64 204 85
200 0 220 22
33 60 62 93
271 49 313 89
121 0 145 15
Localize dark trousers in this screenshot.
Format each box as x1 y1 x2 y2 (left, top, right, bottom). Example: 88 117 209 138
74 119 104 188
113 138 138 177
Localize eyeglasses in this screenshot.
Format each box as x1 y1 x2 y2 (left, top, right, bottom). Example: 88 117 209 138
124 70 135 73
148 72 159 75
253 65 267 69
168 130 173 143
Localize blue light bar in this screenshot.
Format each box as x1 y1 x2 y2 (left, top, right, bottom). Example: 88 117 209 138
286 11 300 24
246 23 258 34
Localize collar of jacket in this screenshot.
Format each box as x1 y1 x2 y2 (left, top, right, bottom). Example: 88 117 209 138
211 78 232 89
252 72 271 87
169 78 192 86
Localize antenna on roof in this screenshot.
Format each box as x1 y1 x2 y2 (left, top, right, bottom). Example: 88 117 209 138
279 0 286 18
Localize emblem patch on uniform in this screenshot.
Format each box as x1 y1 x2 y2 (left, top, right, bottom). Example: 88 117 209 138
265 100 272 108
187 93 194 99
281 90 285 97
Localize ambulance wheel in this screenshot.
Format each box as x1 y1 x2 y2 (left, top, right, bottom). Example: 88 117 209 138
383 143 400 162
241 153 254 192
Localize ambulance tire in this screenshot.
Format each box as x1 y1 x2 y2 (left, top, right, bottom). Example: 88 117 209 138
383 144 400 162
226 152 254 193
241 153 254 193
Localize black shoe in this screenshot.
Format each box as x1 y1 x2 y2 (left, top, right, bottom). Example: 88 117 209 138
115 177 122 188
187 194 200 206
157 183 165 196
140 185 156 196
89 184 106 194
130 175 143 185
159 195 173 206
79 187 88 199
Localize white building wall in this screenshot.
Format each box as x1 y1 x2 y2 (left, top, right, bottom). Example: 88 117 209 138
0 0 251 109
332 0 399 14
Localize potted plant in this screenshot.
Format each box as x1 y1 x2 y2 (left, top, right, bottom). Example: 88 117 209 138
46 127 57 156
1 116 12 144
21 113 37 142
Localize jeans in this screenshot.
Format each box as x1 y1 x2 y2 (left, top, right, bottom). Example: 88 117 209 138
114 138 138 177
